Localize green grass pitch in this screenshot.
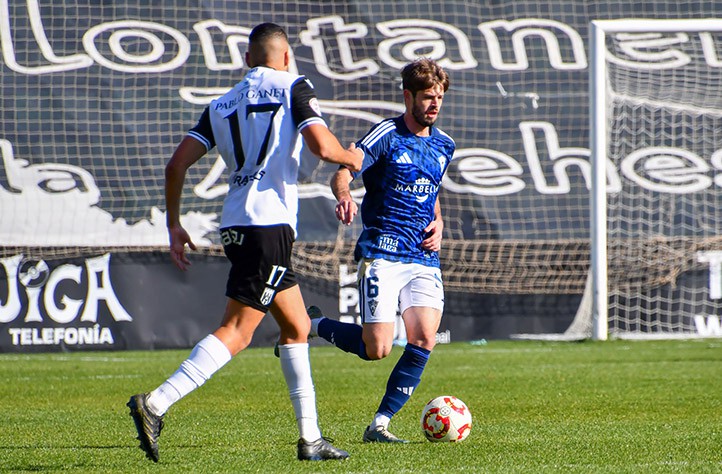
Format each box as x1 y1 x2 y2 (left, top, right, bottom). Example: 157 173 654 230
1 339 721 473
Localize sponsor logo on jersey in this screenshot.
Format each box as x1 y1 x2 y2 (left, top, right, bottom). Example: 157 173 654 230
378 235 399 253
393 177 438 203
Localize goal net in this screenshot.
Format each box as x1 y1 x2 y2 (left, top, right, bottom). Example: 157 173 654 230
0 1 597 305
589 19 722 340
3 3 721 340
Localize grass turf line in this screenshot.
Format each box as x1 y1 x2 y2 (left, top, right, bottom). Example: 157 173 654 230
0 340 721 473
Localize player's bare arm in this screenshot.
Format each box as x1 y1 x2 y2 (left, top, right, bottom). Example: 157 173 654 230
301 124 362 172
164 136 206 271
421 197 443 252
330 167 357 225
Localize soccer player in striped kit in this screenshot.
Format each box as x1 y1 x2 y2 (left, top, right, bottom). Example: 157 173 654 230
127 23 362 462
313 58 454 443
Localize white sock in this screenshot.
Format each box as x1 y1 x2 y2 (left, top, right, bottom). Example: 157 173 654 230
147 334 231 416
278 343 322 442
309 317 324 338
371 413 390 430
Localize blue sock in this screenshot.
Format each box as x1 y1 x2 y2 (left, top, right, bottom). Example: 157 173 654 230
317 318 370 361
376 343 430 419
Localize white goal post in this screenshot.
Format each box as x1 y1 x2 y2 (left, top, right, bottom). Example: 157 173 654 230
590 19 722 340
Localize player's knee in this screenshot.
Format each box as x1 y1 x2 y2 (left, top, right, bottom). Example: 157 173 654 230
407 332 437 352
226 333 253 355
365 350 386 360
417 338 436 352
277 318 310 344
215 325 254 355
365 344 392 360
279 326 304 341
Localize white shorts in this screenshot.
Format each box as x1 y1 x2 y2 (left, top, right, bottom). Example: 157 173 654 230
357 258 444 324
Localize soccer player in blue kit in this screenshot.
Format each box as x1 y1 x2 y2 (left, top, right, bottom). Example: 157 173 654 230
313 58 454 443
126 23 362 462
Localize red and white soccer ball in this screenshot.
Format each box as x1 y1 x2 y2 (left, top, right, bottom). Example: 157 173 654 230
420 395 472 442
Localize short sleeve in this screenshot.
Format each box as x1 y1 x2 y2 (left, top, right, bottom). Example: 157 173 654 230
290 78 326 131
187 107 215 151
353 120 393 179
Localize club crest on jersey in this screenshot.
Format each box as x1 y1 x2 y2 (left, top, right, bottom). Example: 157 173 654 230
368 299 378 315
309 97 322 116
438 155 447 170
260 287 276 306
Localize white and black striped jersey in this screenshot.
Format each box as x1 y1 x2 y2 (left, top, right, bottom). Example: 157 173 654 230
188 66 326 233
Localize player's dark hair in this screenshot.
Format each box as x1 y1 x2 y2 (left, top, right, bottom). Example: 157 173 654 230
248 22 288 46
401 59 450 95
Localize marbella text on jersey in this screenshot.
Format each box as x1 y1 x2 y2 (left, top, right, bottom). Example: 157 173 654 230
0 253 132 347
394 179 438 203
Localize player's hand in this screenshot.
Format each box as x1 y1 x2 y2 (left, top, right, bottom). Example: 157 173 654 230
168 224 196 271
421 218 443 252
335 198 358 225
346 142 363 172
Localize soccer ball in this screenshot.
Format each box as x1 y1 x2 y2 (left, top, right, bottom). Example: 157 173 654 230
420 395 472 442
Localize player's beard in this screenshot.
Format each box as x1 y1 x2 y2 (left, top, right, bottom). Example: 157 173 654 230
412 103 438 128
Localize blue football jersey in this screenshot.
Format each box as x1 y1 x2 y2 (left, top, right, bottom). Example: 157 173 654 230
353 115 455 267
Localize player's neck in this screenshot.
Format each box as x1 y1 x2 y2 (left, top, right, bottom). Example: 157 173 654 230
251 64 282 71
403 113 430 137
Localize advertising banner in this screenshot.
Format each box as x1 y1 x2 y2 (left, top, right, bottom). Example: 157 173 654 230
2 1 721 350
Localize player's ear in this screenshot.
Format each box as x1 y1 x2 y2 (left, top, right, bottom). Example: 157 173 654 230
283 50 290 70
403 89 413 107
245 51 251 68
